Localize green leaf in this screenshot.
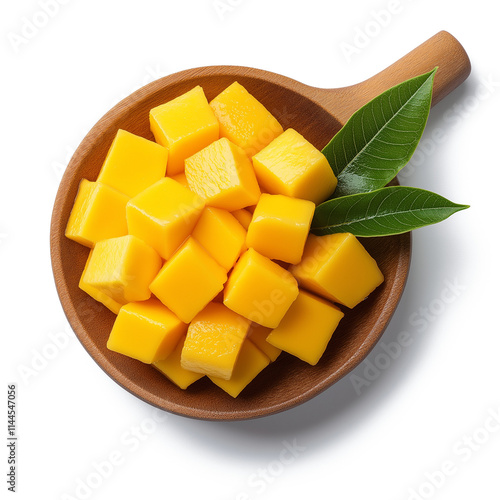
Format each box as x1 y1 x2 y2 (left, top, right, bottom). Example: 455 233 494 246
322 68 437 198
311 186 469 237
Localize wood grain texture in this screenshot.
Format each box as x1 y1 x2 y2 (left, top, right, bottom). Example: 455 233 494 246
314 30 471 125
50 31 469 420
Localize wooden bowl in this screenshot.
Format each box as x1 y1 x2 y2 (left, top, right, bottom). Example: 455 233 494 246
50 31 470 420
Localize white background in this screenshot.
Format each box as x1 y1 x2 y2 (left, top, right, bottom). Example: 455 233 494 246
2 0 499 499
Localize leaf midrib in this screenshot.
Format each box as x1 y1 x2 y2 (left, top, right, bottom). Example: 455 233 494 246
337 75 433 175
314 201 456 232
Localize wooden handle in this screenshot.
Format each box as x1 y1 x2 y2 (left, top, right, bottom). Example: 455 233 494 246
320 31 471 125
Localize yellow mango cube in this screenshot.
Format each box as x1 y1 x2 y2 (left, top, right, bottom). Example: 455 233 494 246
107 298 187 364
231 208 253 254
247 323 281 362
150 86 219 175
209 82 283 157
150 238 227 323
65 180 129 248
81 235 162 304
290 233 384 308
231 208 253 230
181 302 250 380
185 138 261 211
170 171 189 188
153 336 204 389
192 207 246 271
97 129 167 198
126 177 205 260
209 339 270 398
246 193 315 265
223 248 299 328
252 128 338 204
266 289 344 365
79 250 124 314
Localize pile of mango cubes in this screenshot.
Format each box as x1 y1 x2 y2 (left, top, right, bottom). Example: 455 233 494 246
65 82 384 397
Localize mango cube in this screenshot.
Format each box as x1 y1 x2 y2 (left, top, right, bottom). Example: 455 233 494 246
107 298 187 364
97 129 167 198
209 82 283 157
266 289 344 365
65 180 129 248
185 138 261 211
153 336 204 389
252 128 337 204
192 207 246 271
246 194 315 264
231 208 253 230
231 209 253 254
181 303 250 380
247 323 281 362
79 250 124 314
209 339 270 398
126 177 205 260
150 86 219 175
150 238 227 323
223 248 299 328
170 172 189 188
81 235 162 304
290 233 384 308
